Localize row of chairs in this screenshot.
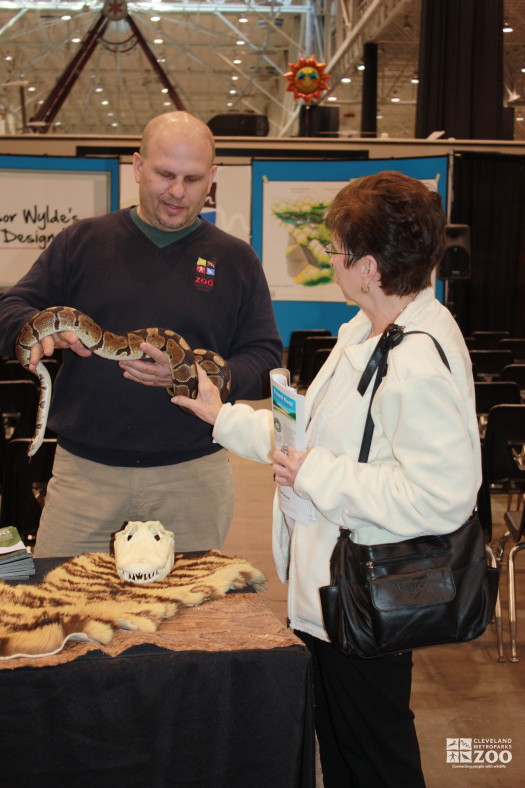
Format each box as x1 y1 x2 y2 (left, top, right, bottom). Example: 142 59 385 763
0 355 59 546
0 437 57 547
466 343 525 661
286 329 337 389
465 330 525 355
469 350 525 382
478 403 525 662
0 356 61 384
503 505 525 663
287 330 525 388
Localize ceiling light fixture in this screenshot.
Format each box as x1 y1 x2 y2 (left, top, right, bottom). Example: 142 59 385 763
391 92 400 103
517 112 524 122
357 63 365 71
236 40 245 46
341 77 351 84
233 58 242 65
327 96 337 102
411 74 419 84
238 17 248 23
503 21 513 33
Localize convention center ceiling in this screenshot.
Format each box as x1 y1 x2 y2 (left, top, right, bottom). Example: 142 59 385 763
1 0 524 138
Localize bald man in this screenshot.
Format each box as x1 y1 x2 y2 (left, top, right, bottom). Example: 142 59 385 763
133 112 217 233
0 111 282 558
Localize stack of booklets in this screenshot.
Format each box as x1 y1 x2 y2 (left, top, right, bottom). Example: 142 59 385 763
0 526 35 580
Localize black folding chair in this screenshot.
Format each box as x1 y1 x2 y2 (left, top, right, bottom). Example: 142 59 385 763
0 357 61 384
474 381 521 436
310 348 332 381
0 379 40 440
475 381 521 415
286 329 331 381
469 350 514 380
0 404 6 493
499 364 525 389
483 404 525 510
477 443 504 661
499 339 525 363
505 506 525 662
471 330 510 350
298 336 337 389
0 437 57 546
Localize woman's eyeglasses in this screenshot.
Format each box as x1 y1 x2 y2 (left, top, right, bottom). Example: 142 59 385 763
324 244 351 256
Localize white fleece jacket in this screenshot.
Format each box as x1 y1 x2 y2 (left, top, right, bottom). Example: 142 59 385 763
213 288 482 641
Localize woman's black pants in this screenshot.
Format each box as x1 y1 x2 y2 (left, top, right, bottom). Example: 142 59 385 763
297 631 426 788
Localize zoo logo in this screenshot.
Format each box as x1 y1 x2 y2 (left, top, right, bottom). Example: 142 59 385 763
446 738 512 766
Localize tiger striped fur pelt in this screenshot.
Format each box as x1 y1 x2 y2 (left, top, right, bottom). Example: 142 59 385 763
0 551 266 660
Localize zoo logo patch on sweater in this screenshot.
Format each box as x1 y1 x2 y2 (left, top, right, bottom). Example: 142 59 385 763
195 257 216 291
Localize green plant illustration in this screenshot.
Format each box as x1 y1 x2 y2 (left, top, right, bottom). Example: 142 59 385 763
272 199 334 287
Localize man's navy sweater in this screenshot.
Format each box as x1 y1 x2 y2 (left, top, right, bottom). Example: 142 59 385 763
0 208 283 466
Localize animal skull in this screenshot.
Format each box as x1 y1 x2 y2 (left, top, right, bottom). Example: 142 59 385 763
114 521 175 584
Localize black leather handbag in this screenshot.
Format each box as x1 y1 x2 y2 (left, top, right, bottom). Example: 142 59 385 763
319 325 499 658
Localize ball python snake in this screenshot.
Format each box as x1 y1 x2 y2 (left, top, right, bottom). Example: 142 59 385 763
15 306 231 457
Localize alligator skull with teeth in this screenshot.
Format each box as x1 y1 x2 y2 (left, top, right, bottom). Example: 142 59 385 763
114 520 175 584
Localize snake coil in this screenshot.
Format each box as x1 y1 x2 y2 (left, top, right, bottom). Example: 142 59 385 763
16 306 231 456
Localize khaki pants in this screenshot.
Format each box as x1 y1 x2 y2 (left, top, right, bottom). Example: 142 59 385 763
34 445 234 557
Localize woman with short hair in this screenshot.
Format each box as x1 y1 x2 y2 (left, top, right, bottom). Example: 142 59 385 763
172 171 481 788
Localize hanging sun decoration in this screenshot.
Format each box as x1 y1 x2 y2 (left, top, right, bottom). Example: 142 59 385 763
284 56 331 105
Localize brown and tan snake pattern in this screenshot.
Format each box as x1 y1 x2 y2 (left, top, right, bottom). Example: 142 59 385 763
16 306 231 456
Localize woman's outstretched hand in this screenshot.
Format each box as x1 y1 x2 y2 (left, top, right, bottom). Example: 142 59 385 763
171 362 223 425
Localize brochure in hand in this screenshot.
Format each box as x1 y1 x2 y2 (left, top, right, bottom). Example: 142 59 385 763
0 526 35 579
270 368 315 524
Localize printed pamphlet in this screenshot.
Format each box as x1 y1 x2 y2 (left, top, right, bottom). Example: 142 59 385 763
270 368 315 523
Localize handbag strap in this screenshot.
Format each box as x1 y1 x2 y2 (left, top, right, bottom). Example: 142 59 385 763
357 324 451 463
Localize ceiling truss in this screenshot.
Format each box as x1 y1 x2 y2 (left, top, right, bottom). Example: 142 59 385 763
0 0 524 139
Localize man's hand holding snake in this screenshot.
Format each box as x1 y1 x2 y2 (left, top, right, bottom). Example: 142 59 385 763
120 342 174 388
29 331 92 372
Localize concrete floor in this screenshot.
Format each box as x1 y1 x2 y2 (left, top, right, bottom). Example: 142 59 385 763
223 447 525 788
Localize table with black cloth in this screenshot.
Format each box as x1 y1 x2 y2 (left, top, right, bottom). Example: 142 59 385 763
0 558 315 788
